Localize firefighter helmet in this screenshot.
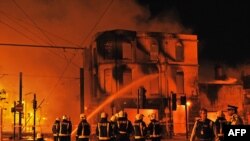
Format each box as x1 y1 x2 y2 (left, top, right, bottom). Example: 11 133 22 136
55 117 60 121
62 115 67 120
118 110 125 118
115 113 119 118
135 114 144 120
110 115 117 122
101 112 107 118
80 113 87 119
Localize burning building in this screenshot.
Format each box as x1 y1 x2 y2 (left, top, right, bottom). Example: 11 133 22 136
82 29 198 135
199 64 250 124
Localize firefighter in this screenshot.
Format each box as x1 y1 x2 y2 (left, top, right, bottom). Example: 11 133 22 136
52 117 60 141
190 108 217 141
96 112 113 141
59 115 71 141
215 110 227 141
116 110 134 141
110 115 119 141
76 113 91 141
133 114 147 141
227 105 244 125
67 117 73 141
148 113 162 141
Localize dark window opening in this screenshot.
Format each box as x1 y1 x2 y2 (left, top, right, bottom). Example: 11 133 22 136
176 42 184 61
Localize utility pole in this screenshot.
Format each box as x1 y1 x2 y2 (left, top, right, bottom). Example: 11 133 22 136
137 89 139 114
80 68 84 113
0 107 2 141
185 102 188 139
33 94 37 141
19 72 23 140
13 101 16 140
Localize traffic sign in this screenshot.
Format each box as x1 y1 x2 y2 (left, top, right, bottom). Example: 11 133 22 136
15 104 23 112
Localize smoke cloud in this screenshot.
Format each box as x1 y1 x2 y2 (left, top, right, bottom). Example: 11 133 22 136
0 0 189 131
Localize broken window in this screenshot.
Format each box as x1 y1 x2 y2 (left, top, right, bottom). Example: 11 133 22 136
122 42 132 60
150 40 158 61
176 42 184 61
104 41 114 59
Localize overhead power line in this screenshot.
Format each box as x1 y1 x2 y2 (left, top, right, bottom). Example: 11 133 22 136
80 0 114 46
0 43 85 50
12 0 56 46
10 0 82 67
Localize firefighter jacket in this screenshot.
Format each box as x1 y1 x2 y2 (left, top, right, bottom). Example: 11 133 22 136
215 117 227 140
68 120 73 134
110 121 119 139
117 117 134 136
190 118 216 141
52 120 60 136
59 119 72 137
148 119 162 139
133 119 147 140
76 119 91 139
96 118 113 140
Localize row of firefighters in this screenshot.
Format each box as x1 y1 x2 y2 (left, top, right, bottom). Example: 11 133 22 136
52 111 162 141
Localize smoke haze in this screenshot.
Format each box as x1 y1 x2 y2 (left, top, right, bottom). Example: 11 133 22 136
0 0 188 131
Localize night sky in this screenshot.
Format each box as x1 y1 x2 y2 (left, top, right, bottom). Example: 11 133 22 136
136 0 250 66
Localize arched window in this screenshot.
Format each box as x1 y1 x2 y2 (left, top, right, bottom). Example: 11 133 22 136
122 42 132 60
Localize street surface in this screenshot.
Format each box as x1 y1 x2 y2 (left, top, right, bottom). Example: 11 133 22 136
2 133 189 141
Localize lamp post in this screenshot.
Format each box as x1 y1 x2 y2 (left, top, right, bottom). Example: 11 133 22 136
186 101 191 138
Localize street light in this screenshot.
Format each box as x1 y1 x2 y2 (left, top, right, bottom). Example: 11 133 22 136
186 101 191 134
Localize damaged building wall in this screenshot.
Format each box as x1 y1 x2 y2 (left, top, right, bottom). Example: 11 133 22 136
199 83 247 123
197 63 250 124
86 29 198 134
